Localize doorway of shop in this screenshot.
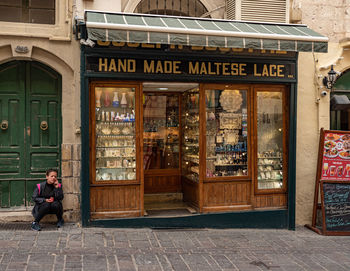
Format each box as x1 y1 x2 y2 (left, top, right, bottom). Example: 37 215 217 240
142 82 199 217
0 61 61 208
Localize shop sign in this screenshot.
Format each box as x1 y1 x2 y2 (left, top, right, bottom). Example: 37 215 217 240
86 56 295 80
322 132 350 181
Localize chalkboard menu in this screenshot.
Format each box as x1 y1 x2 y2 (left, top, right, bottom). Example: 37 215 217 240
306 129 350 236
322 182 350 233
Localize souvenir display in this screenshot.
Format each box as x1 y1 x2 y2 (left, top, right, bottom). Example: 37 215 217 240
205 89 248 178
182 89 200 182
256 91 284 189
94 87 136 181
143 94 180 169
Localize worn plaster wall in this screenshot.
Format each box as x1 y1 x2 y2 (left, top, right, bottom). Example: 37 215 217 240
0 0 82 221
294 0 350 225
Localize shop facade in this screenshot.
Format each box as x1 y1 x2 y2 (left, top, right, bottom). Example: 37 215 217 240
79 11 327 228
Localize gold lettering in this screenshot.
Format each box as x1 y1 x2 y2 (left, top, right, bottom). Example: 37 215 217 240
222 63 230 75
254 64 261 76
108 59 116 72
127 43 140 47
239 64 247 76
232 48 244 52
200 62 207 74
173 61 181 74
277 65 284 77
269 65 277 77
118 59 126 72
276 50 287 54
111 41 125 47
219 47 230 52
262 65 269 76
99 58 108 72
231 63 239 75
205 47 217 51
128 60 136 72
208 63 216 75
191 46 204 50
141 43 155 48
248 48 254 53
189 62 199 74
164 61 172 73
97 40 111 46
144 60 154 73
155 61 164 73
213 63 222 75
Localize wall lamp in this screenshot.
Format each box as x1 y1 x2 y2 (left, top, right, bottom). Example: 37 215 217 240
322 65 338 89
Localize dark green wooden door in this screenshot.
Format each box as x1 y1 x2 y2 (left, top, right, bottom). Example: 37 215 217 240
0 61 61 207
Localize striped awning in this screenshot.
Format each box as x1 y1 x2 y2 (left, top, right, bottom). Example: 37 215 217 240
85 11 328 53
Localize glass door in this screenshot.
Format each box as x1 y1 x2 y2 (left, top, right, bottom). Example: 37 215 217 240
255 88 287 191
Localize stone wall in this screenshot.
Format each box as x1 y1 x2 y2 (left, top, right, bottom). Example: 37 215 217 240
61 143 81 222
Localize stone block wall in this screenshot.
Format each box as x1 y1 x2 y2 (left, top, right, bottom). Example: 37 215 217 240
61 143 81 222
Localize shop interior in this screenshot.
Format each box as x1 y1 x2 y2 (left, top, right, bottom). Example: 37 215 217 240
142 82 199 217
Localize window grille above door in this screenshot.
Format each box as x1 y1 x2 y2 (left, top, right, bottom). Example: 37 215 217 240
135 0 209 18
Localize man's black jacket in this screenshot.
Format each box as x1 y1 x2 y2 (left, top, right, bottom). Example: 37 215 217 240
32 181 64 218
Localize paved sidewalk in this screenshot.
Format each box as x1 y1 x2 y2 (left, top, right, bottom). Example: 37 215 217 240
0 223 349 271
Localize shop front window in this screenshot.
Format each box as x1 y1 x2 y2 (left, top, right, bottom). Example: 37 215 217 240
94 87 136 181
257 91 284 189
205 88 248 178
182 88 200 182
143 94 180 169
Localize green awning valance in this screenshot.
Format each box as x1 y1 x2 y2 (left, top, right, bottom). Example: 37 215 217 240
84 11 328 53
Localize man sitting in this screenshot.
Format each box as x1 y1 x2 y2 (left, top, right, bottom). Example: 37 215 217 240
31 168 64 231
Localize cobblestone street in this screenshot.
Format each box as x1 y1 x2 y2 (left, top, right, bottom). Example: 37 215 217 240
0 224 349 270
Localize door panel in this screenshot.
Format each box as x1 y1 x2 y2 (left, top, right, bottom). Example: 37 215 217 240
0 62 25 180
26 62 61 179
0 61 61 207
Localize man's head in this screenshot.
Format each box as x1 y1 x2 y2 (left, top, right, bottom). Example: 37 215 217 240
46 168 58 184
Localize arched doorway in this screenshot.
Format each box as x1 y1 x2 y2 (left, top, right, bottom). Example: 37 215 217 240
0 61 62 208
330 70 350 130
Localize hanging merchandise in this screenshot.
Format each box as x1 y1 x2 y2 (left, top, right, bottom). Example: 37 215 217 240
219 89 243 113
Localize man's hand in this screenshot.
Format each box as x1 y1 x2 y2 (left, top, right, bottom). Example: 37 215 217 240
54 180 59 189
46 197 54 203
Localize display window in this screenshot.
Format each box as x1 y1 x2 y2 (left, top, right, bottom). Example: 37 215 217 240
254 86 288 193
90 83 139 184
204 87 248 178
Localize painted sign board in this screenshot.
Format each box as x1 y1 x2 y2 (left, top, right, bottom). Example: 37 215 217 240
306 129 350 235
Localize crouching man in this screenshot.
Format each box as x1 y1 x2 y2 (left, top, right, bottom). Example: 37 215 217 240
31 168 64 231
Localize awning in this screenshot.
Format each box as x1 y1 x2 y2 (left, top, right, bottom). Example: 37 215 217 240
84 11 328 53
331 95 350 111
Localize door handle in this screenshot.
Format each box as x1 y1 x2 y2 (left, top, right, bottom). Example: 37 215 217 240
40 121 48 131
1 120 8 130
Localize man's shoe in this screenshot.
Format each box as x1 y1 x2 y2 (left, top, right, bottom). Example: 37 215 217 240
31 222 41 231
57 218 64 228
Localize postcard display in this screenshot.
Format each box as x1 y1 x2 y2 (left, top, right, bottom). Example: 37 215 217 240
94 87 136 181
307 129 350 235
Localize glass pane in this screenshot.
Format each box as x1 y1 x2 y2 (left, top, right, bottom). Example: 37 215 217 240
0 7 21 22
95 87 136 181
143 94 180 169
29 9 55 24
206 89 248 177
257 91 283 189
182 88 199 182
29 0 55 8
